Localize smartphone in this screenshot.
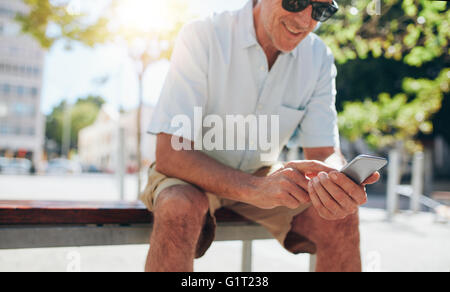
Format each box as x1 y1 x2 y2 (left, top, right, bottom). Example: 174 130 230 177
340 155 388 185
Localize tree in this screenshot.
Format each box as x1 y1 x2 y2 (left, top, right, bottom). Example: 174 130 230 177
16 0 111 49
16 0 190 195
45 95 105 154
316 0 449 152
108 0 189 194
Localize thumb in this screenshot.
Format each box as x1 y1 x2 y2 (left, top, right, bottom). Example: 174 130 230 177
362 172 381 186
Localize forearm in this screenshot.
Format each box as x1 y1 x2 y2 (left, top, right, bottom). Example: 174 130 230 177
155 134 257 203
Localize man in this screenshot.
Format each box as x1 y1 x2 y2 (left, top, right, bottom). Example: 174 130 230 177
141 0 380 272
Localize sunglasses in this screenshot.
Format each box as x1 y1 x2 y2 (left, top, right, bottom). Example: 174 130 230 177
282 0 339 22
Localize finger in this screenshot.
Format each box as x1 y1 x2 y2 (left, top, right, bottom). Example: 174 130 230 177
285 160 337 176
362 172 380 186
281 168 310 190
308 181 334 220
280 192 301 209
312 176 345 217
318 172 358 214
284 179 311 204
329 171 367 205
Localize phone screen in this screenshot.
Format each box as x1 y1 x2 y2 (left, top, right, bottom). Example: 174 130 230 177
340 155 388 184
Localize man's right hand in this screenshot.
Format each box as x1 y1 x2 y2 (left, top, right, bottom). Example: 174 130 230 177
245 161 337 210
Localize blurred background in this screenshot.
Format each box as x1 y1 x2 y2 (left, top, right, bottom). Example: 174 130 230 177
0 0 449 272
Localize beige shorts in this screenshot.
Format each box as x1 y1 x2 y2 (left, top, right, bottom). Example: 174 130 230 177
140 162 316 258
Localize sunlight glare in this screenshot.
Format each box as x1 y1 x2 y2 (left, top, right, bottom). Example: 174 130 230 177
115 0 173 31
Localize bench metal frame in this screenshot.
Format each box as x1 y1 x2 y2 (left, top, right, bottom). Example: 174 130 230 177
0 223 316 272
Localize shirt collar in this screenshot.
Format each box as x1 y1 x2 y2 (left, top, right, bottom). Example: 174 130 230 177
237 0 258 49
237 0 298 59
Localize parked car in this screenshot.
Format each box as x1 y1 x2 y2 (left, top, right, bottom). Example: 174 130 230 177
81 164 102 173
46 159 82 175
0 158 32 175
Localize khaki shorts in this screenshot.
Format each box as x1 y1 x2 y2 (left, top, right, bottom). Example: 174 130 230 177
140 162 316 258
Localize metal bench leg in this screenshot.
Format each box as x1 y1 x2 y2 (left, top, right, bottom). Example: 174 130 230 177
309 254 317 272
241 240 253 272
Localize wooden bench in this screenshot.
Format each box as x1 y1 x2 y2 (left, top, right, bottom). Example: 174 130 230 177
0 200 316 272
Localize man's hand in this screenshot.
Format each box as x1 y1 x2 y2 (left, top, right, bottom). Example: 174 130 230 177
308 171 380 221
246 161 336 210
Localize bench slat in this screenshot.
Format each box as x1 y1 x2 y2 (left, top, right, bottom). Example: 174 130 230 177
0 201 252 225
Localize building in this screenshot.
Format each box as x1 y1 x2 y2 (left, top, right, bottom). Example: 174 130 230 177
0 0 45 165
78 105 156 173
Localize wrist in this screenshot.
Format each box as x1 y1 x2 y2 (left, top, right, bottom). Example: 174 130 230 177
235 174 261 203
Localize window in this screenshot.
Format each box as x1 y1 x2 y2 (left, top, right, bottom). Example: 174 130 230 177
13 127 21 135
0 124 8 135
31 88 38 97
0 63 43 78
2 84 10 95
17 86 24 96
0 7 16 18
27 128 35 136
13 103 35 117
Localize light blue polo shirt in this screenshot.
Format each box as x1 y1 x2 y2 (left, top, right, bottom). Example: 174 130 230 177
148 0 340 174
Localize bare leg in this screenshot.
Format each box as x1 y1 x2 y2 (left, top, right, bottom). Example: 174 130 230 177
291 206 362 272
145 185 209 272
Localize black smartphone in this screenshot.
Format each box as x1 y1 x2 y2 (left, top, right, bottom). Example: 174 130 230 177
340 155 388 185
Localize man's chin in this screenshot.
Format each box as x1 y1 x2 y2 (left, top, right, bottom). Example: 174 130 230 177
277 42 300 54
275 36 307 53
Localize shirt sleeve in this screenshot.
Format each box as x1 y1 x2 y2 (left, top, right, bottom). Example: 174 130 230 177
296 46 340 148
147 21 209 144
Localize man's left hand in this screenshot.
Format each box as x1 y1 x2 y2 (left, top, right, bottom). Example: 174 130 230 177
308 171 380 221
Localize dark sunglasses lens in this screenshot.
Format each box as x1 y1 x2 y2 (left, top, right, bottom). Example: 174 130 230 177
282 0 310 13
311 2 338 22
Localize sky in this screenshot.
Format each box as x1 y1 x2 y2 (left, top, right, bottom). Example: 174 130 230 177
40 0 249 115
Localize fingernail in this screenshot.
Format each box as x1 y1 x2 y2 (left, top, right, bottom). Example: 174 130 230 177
330 172 338 180
313 177 319 183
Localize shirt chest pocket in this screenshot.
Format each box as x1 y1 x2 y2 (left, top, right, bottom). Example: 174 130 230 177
277 105 306 148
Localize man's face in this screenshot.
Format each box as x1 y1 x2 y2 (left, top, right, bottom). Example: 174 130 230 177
259 0 329 52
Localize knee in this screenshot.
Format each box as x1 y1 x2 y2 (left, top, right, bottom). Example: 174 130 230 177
154 185 209 225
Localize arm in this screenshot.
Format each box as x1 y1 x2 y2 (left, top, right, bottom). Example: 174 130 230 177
156 133 335 210
155 133 256 203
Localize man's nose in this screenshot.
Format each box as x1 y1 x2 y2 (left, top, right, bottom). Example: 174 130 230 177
293 5 314 28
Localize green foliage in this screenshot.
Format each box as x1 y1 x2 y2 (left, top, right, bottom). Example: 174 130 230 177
15 0 111 49
338 69 450 152
317 0 449 67
45 96 105 152
317 0 450 151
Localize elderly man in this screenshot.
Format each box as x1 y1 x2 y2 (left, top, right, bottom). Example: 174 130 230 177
141 0 379 272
